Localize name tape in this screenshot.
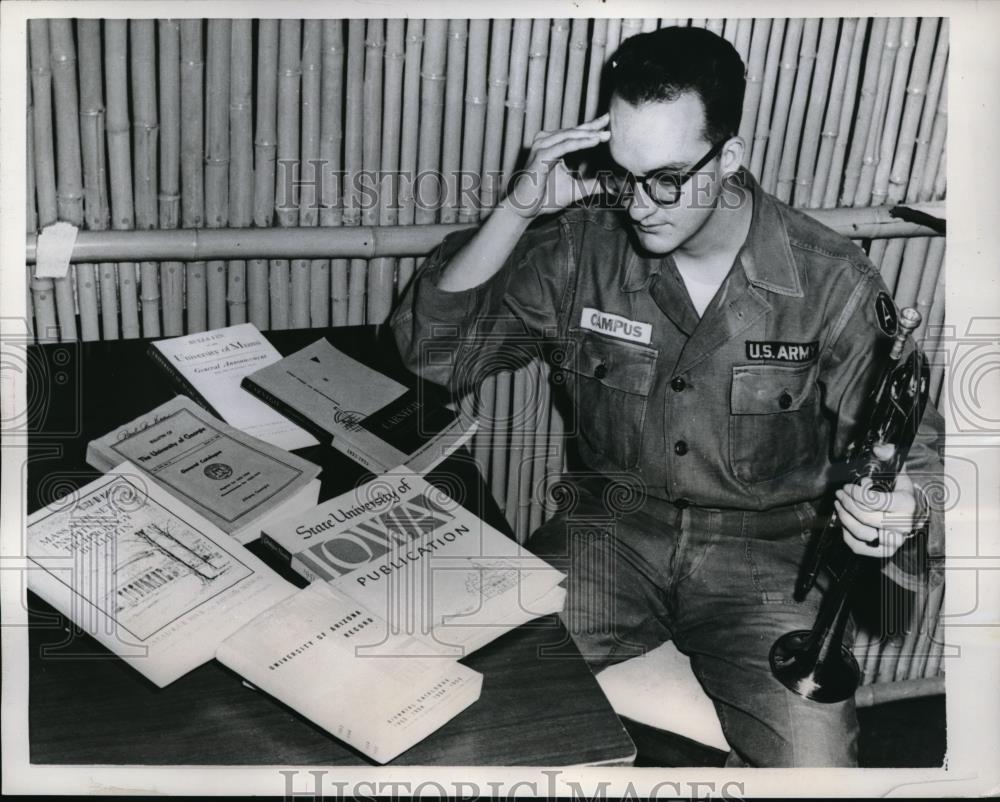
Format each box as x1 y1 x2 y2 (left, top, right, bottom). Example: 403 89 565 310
580 307 652 345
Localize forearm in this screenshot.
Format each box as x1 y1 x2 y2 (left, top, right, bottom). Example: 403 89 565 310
436 200 533 292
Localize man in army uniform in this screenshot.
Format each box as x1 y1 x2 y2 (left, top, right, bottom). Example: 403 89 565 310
391 26 943 766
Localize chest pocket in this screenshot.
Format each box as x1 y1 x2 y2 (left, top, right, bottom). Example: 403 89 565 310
729 362 821 484
562 329 657 470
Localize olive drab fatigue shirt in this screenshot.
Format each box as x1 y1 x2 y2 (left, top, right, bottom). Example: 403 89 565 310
391 169 945 588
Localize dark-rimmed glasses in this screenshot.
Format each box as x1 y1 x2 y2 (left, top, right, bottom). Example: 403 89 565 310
602 139 727 207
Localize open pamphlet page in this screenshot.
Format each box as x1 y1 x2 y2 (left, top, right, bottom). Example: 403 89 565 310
86 395 321 544
25 466 298 687
216 581 484 764
148 322 318 451
261 469 567 658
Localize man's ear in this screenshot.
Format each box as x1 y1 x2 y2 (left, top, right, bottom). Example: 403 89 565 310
720 136 746 177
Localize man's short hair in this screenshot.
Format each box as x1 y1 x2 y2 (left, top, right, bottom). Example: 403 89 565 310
606 26 747 145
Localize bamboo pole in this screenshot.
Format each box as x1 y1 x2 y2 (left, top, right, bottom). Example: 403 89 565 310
917 238 945 349
895 582 927 680
852 627 873 680
275 20 301 234
501 20 532 184
253 20 278 231
906 21 948 202
906 577 944 679
105 20 140 339
98 261 120 341
459 19 488 224
26 52 54 343
841 18 888 205
748 19 785 178
604 19 622 59
226 20 253 327
344 20 368 325
544 20 570 132
529 361 553 535
927 271 946 402
157 20 183 336
72 20 110 341
472 370 498 487
320 21 346 326
584 19 608 121
620 18 643 45
821 20 867 208
179 21 206 334
300 21 324 327
738 19 770 152
561 18 588 127
440 20 467 226
415 20 447 226
791 18 837 207
921 83 948 202
250 21 278 331
875 634 905 685
230 20 254 228
394 19 422 296
775 18 819 203
871 18 918 208
480 19 511 213
368 19 405 324
46 20 81 342
887 19 938 204
761 18 803 194
542 404 566 524
504 368 529 535
524 19 549 146
180 20 204 229
810 18 858 208
27 205 945 264
733 18 753 64
706 19 725 37
129 20 161 338
275 20 304 329
205 20 232 330
28 21 65 343
853 17 903 207
491 373 512 514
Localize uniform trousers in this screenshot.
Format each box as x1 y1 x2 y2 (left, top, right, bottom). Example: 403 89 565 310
527 483 859 768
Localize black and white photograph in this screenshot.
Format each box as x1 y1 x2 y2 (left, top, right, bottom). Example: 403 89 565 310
1 0 998 797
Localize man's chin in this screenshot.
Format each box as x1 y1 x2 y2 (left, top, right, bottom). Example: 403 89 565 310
634 226 677 254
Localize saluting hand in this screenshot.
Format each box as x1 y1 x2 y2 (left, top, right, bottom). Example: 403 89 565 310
503 113 611 219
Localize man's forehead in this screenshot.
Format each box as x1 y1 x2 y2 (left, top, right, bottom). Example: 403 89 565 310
608 93 711 172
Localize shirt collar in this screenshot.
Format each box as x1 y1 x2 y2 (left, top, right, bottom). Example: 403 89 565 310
618 168 803 298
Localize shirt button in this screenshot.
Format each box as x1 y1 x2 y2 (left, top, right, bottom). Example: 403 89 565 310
671 377 686 392
673 498 690 510
594 363 608 379
779 391 793 409
674 440 688 456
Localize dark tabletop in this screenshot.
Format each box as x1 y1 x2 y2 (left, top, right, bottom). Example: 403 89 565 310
24 324 634 767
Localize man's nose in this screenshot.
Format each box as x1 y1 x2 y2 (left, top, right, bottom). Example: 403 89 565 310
627 183 658 223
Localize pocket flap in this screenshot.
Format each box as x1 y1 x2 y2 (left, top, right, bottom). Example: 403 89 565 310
731 363 816 415
565 330 657 396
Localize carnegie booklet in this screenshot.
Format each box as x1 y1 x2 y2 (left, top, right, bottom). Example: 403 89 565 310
240 337 476 474
26 467 487 763
85 395 321 544
261 469 567 658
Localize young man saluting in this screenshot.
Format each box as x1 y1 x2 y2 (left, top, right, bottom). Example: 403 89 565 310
391 26 943 767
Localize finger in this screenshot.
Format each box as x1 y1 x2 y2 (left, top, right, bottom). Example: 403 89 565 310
536 132 610 165
576 112 611 130
835 499 880 544
834 486 890 528
532 128 610 156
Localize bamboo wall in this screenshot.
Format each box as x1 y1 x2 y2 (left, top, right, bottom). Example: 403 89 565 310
25 16 948 692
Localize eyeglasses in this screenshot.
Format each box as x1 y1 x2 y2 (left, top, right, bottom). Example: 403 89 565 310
601 140 727 207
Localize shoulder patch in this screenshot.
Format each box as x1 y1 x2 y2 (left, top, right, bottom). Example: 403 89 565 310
875 292 898 336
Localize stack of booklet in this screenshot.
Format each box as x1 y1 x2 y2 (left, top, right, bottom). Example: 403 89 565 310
26 323 565 763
